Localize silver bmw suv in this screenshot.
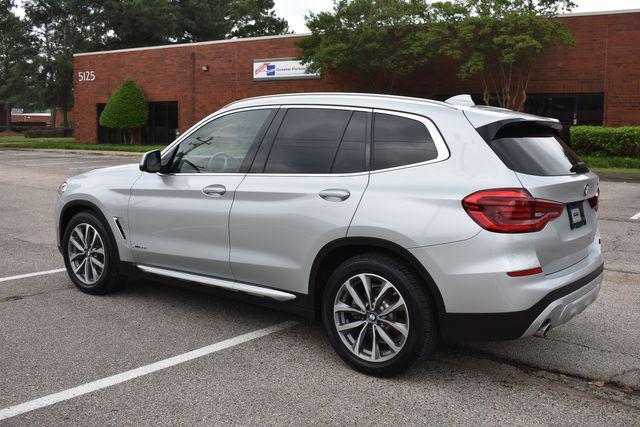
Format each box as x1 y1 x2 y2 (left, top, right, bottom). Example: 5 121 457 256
55 93 603 376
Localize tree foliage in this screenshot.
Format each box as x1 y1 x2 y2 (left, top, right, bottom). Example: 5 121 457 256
0 0 38 127
441 0 576 110
297 0 442 93
99 79 149 144
299 0 575 107
25 0 110 127
16 0 288 126
176 0 288 43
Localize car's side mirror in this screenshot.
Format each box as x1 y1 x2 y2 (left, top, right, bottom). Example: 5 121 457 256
139 150 162 173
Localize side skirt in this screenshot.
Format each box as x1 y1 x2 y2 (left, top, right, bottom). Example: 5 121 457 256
136 264 297 302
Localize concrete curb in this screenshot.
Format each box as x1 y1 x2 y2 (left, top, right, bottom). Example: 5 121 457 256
0 147 142 158
597 173 640 183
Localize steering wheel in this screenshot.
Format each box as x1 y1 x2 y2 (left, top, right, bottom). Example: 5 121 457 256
207 152 241 172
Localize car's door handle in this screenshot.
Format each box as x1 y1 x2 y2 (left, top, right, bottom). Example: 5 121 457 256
319 189 350 202
202 184 226 197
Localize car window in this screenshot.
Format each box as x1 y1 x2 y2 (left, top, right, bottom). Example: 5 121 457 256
168 109 274 173
372 113 438 170
331 111 367 173
263 108 351 174
488 126 583 176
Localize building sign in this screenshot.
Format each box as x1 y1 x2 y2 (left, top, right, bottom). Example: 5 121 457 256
253 58 320 81
78 70 96 82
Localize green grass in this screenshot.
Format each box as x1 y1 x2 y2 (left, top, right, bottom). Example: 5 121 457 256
0 136 165 152
580 154 640 175
0 135 76 144
580 154 640 170
591 167 640 175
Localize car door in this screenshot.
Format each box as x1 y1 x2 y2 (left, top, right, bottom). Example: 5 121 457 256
229 106 371 294
128 107 277 278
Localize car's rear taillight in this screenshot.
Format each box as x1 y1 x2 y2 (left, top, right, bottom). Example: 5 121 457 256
588 188 599 211
462 188 564 233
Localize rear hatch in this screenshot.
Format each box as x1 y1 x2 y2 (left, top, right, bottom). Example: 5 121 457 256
482 122 599 274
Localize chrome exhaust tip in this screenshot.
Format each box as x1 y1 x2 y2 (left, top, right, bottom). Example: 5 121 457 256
534 320 552 338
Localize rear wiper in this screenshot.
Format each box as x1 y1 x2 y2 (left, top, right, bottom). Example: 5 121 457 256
570 162 589 174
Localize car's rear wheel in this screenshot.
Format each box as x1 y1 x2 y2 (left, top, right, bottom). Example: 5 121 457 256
62 211 125 294
322 253 437 376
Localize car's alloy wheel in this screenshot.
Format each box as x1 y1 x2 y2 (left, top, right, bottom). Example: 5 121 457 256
67 223 106 285
323 253 437 376
63 211 125 295
333 273 409 363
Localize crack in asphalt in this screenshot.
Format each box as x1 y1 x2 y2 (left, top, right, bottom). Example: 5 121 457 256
604 267 640 275
448 343 640 397
600 217 640 224
0 287 73 304
543 336 640 361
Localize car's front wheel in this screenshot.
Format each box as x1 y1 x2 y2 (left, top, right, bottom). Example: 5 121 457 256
62 211 125 294
322 253 437 376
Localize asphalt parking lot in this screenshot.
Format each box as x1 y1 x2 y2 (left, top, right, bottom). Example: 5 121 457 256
1 149 639 425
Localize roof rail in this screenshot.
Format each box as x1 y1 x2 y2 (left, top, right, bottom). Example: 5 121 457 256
445 94 475 107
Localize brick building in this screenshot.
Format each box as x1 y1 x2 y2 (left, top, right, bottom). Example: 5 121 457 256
72 9 640 145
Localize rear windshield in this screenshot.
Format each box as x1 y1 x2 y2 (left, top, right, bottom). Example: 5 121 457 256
487 126 583 176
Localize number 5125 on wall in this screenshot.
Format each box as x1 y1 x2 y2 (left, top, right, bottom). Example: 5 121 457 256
78 71 96 82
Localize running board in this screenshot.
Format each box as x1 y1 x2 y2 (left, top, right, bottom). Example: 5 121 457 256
136 264 296 302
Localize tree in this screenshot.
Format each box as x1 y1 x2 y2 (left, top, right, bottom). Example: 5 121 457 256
25 0 109 127
102 0 180 49
297 0 442 93
22 0 289 127
175 0 288 43
440 0 575 110
99 79 149 144
0 0 37 128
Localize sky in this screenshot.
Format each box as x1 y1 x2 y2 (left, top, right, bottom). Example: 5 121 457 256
12 0 640 34
274 0 640 33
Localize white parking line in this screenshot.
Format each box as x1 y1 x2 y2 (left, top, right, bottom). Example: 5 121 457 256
0 320 297 421
631 211 640 220
0 268 66 283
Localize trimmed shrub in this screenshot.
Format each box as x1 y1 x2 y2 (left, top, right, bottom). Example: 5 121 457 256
571 126 640 157
25 128 74 138
10 126 31 133
0 126 30 133
99 79 148 144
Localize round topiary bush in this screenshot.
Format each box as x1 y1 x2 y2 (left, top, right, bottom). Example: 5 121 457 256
99 79 148 144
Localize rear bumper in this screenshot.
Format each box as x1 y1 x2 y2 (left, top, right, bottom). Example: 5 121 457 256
438 262 604 342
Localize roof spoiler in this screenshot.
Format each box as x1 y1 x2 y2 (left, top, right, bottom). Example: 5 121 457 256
475 119 563 143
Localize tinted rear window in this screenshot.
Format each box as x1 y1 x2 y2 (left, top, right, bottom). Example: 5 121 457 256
488 126 582 176
373 113 438 170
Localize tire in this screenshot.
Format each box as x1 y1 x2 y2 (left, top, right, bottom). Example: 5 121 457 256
322 253 437 377
62 211 126 295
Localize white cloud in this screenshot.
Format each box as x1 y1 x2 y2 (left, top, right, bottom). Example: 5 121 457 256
273 0 335 33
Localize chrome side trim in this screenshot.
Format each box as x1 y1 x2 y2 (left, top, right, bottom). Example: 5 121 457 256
136 265 297 302
112 217 127 240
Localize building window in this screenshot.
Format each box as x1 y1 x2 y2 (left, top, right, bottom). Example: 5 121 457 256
97 101 178 145
524 93 604 127
438 93 604 142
